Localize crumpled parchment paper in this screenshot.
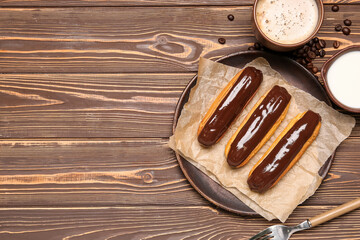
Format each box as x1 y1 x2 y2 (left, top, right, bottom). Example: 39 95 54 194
169 57 355 222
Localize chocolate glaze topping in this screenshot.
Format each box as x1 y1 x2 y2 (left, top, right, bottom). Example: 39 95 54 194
198 67 263 147
227 85 291 167
248 110 321 193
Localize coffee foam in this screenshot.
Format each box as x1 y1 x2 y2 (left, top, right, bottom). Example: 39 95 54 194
256 0 319 44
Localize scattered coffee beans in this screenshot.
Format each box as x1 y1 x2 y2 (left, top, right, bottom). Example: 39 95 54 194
335 24 342 31
344 19 352 26
319 49 326 57
319 39 326 48
248 42 265 51
333 41 340 49
218 38 226 44
291 37 327 75
332 5 339 12
301 59 307 66
308 51 316 59
342 27 351 35
248 37 328 76
227 14 234 21
332 8 353 36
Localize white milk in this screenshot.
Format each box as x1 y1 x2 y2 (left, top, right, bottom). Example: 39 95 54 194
256 0 319 44
327 51 360 109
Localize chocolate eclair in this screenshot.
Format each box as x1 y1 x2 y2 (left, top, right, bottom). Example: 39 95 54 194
225 85 291 168
248 110 321 193
197 67 263 147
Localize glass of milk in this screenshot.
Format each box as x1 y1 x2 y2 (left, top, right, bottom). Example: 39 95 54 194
322 46 360 113
252 0 324 51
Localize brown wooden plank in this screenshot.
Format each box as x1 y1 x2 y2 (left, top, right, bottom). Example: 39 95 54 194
0 137 359 207
0 6 360 73
0 139 204 207
0 73 191 138
0 205 359 240
0 73 359 138
0 0 359 7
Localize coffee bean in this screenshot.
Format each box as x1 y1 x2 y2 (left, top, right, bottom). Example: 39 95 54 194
308 51 316 59
301 59 307 66
218 38 226 44
311 46 317 52
227 14 234 21
319 49 326 57
335 24 342 32
312 67 319 74
308 39 314 46
305 57 312 63
296 58 302 64
332 5 339 12
315 43 322 50
303 53 308 58
260 47 265 51
298 49 304 54
315 49 320 56
248 46 255 50
319 39 326 48
344 19 352 26
333 41 340 49
313 37 319 43
254 42 261 50
307 62 313 68
342 27 351 35
304 46 310 52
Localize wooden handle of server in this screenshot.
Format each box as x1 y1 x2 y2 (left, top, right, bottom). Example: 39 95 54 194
309 198 360 227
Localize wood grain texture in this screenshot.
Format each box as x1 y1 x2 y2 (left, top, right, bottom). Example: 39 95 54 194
0 73 190 138
0 206 359 240
0 0 359 6
0 138 359 207
0 139 203 207
0 73 359 138
0 6 360 73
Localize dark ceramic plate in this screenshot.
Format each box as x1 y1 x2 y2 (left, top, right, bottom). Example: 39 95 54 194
172 51 335 216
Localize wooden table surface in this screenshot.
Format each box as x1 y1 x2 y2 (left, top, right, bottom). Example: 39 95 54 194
0 0 359 239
